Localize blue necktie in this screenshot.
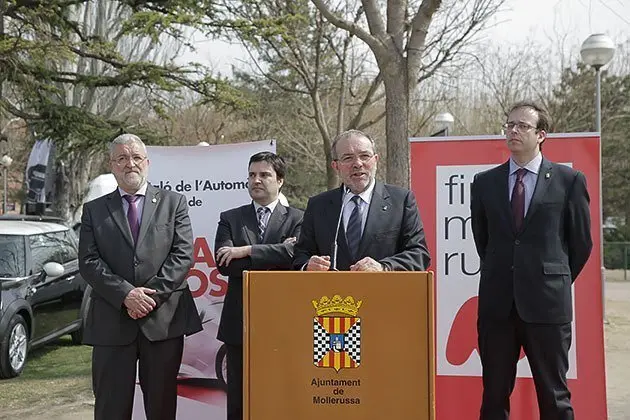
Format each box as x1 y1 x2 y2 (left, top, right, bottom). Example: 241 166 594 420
346 196 362 259
257 207 270 242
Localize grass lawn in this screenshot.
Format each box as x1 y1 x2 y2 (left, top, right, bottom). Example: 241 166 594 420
0 336 93 412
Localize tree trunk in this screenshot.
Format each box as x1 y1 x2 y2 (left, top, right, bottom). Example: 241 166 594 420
54 151 98 223
381 60 409 188
310 91 339 189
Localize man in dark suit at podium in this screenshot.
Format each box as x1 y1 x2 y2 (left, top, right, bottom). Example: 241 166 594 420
214 151 303 420
293 129 430 272
79 134 202 420
470 101 592 419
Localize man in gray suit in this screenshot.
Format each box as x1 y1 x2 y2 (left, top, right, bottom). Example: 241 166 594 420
214 151 303 420
79 134 202 420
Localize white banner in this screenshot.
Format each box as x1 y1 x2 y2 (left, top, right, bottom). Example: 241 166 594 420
132 140 275 419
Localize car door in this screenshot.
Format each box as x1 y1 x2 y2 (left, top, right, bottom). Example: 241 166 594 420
27 231 78 344
58 230 84 322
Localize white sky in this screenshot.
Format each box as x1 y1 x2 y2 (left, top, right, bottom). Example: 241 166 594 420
177 0 630 75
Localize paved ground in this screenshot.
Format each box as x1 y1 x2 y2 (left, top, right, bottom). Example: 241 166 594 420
4 279 630 420
603 280 630 420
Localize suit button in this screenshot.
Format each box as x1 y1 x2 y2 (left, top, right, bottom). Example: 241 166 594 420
134 260 139 267
510 266 514 271
514 240 520 245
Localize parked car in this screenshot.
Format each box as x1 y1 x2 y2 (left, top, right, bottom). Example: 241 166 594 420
0 215 90 379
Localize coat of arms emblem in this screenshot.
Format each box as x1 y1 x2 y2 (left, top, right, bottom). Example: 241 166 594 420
312 295 362 372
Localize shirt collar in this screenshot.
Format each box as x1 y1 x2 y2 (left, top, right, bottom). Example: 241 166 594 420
343 178 375 205
253 198 279 214
510 152 542 176
119 183 148 197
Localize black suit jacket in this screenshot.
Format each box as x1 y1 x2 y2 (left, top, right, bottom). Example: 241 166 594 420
79 184 202 346
470 158 592 324
214 203 303 345
293 182 430 271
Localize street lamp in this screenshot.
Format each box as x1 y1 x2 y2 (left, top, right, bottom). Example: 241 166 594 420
580 33 616 321
0 154 13 214
433 112 455 136
580 34 616 132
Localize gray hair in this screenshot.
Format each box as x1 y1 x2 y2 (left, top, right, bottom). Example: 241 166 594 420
109 133 147 158
330 129 376 160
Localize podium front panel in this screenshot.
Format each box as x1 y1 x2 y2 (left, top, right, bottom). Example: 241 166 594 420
243 271 435 420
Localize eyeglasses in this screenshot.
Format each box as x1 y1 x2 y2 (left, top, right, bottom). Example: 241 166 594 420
112 155 147 166
335 153 376 165
503 122 537 133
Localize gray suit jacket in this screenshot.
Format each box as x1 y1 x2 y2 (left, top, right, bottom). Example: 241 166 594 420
293 182 431 271
79 184 202 346
214 203 303 344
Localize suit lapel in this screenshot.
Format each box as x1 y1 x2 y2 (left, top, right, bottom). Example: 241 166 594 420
241 204 259 244
329 187 351 264
105 189 134 248
136 185 159 246
357 182 389 258
262 204 288 243
495 161 515 232
522 158 553 229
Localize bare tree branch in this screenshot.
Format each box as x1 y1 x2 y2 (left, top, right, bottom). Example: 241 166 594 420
310 0 383 54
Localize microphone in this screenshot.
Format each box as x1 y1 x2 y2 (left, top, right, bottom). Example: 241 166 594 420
330 187 349 271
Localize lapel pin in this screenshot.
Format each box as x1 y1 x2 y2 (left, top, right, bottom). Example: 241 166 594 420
152 197 157 203
545 172 551 179
382 205 388 211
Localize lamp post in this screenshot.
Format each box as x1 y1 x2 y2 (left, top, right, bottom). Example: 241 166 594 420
580 33 616 320
433 112 455 136
0 154 13 214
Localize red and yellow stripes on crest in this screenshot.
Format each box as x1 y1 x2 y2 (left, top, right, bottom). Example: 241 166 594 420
316 316 359 371
317 316 356 334
317 350 357 371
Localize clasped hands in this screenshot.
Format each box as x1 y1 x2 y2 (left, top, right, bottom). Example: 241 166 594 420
124 287 157 320
306 255 384 271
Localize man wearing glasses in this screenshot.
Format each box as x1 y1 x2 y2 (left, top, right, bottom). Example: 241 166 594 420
293 129 430 272
79 134 202 420
470 102 592 419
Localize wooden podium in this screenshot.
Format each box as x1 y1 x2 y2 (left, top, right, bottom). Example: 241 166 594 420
243 271 435 419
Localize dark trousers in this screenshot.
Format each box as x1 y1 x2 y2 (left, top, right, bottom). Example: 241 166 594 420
226 343 243 420
92 333 184 420
478 305 573 420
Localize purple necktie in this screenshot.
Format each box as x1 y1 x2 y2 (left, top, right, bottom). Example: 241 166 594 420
124 195 140 243
511 168 526 231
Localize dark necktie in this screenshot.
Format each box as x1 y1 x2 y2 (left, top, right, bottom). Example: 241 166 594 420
511 168 527 231
257 207 270 242
124 194 141 243
346 195 362 259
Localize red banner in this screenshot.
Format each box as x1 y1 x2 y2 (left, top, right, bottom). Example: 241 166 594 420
410 133 606 419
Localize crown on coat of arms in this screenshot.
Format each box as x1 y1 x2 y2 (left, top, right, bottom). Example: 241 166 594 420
312 295 362 316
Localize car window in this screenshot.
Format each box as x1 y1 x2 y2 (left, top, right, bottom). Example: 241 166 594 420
59 230 78 262
29 233 62 273
0 235 26 277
